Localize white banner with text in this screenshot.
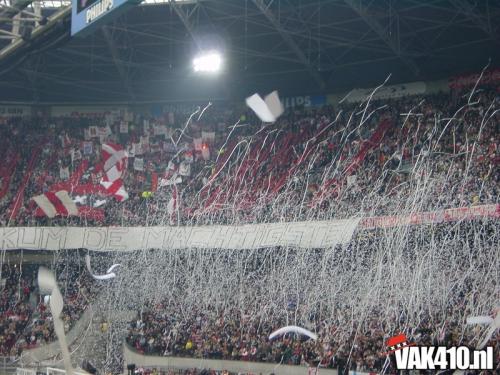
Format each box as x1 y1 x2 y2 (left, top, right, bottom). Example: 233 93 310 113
0 219 360 251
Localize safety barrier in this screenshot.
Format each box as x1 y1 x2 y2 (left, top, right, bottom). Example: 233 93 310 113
124 343 337 375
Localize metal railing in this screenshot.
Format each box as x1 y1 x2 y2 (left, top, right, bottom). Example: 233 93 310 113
46 367 88 375
16 368 37 375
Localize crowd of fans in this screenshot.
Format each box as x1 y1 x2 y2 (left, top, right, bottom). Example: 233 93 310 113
126 304 499 373
0 81 497 228
0 75 498 374
0 261 93 359
124 225 499 373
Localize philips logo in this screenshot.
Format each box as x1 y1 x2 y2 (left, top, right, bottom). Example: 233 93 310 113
86 0 114 24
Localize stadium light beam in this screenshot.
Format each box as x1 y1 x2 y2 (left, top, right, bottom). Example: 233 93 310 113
193 51 222 73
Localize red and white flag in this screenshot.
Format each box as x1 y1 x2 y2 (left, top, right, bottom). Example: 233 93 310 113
102 143 127 182
100 179 129 202
32 191 78 218
119 121 128 134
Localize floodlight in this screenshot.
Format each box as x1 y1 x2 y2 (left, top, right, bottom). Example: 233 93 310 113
193 51 222 73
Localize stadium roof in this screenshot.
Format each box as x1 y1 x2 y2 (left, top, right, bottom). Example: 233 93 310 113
0 0 499 104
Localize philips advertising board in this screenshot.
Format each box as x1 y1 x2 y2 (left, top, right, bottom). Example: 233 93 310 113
71 0 140 36
282 95 327 109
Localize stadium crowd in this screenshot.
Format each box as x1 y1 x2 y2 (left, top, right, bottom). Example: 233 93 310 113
0 262 93 358
124 226 499 374
0 76 498 373
0 83 498 228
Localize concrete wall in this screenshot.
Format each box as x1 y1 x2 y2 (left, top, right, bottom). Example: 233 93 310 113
124 345 338 375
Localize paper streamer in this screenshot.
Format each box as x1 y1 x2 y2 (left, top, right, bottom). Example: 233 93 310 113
106 264 121 273
264 91 284 119
92 272 117 281
246 94 274 123
38 266 57 294
85 254 120 280
50 287 64 318
477 309 500 349
246 91 284 123
38 267 74 375
269 325 317 341
453 309 500 375
466 316 493 325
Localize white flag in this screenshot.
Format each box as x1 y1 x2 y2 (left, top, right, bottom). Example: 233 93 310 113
59 166 70 180
202 131 216 143
159 175 182 187
120 121 128 134
193 138 203 151
134 142 143 156
134 157 144 171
